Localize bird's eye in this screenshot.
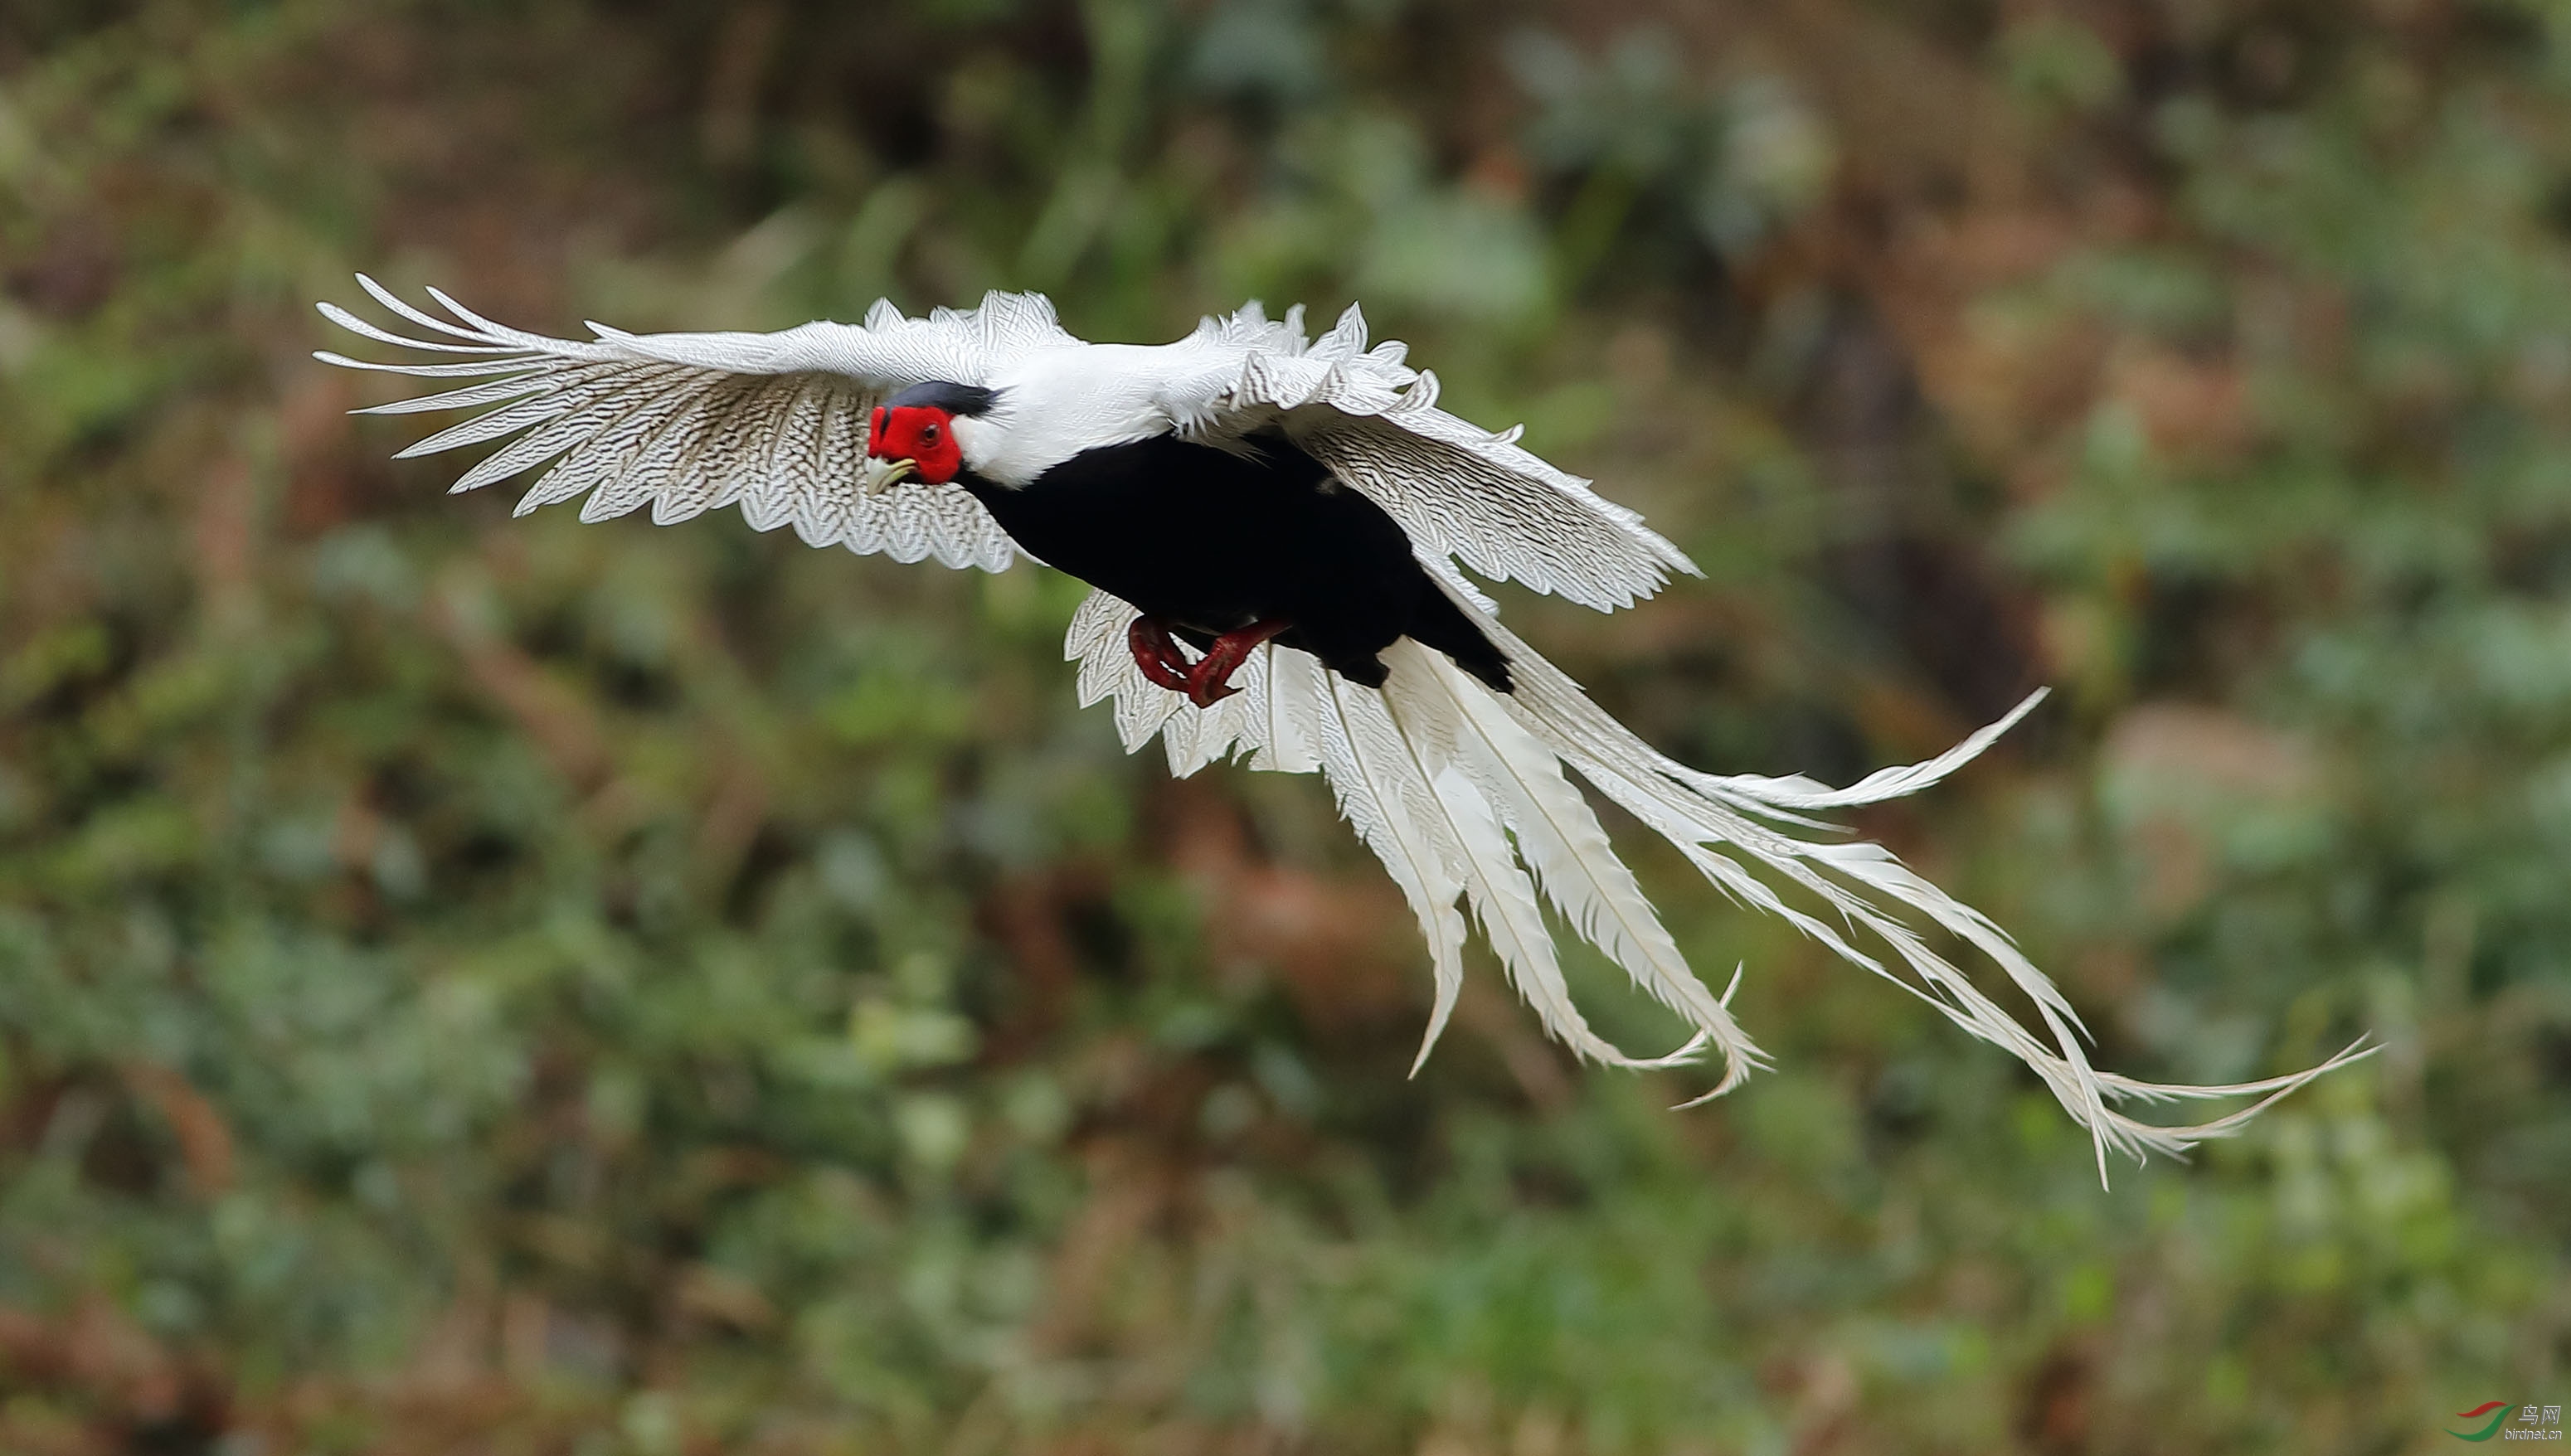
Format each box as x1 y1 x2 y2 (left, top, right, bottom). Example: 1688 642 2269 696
921 422 940 444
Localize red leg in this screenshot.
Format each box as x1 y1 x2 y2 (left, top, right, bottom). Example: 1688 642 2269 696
1127 615 1195 693
1184 619 1294 707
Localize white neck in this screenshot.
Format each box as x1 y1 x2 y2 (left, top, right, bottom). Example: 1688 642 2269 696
956 342 1236 488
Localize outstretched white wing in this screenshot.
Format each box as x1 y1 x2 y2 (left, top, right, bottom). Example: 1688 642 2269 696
1166 302 1700 610
315 277 1078 570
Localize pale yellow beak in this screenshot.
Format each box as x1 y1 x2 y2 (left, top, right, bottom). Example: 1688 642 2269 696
860 456 916 494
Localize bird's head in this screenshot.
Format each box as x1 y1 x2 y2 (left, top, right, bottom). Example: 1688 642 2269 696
866 381 1000 486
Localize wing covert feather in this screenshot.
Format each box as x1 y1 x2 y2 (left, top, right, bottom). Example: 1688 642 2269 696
1175 301 1701 610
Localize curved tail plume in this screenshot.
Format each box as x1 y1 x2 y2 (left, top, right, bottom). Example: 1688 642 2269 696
1066 586 2370 1184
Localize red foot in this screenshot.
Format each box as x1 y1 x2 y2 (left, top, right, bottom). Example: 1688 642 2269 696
1124 614 1295 707
1127 616 1194 693
1183 619 1293 707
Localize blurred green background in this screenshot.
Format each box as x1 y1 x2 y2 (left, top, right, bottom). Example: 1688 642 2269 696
1 0 2564 1451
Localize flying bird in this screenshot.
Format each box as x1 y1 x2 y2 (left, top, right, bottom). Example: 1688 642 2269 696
318 278 2364 1179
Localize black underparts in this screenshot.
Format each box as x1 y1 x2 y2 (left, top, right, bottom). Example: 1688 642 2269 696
960 430 1513 693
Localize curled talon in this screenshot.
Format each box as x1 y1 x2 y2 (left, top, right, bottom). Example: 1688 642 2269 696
1126 615 1195 693
1183 619 1293 707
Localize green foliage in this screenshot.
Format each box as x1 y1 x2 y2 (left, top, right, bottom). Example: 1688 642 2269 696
0 1 2564 1451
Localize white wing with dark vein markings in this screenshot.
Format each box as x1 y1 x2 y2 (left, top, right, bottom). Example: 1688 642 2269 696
1158 300 1702 610
314 276 1080 571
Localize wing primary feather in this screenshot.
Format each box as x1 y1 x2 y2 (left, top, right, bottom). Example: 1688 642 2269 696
319 300 517 354
391 394 575 459
423 285 552 347
351 373 564 417
313 351 548 379
355 272 500 342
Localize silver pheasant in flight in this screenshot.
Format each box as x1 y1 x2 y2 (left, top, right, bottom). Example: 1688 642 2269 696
318 278 2365 1180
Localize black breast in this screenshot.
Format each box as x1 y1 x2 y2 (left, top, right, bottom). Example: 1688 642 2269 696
960 430 1509 692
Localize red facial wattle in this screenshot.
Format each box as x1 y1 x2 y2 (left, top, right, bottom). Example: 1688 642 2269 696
866 404 964 483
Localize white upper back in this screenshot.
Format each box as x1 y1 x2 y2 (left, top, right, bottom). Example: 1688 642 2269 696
956 342 1242 488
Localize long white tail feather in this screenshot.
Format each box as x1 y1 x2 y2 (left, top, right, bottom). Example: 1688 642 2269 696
1382 647 1737 1075
1257 646 1325 775
1304 667 1474 1070
1685 689 2051 818
1375 653 1710 1072
1420 755 1631 1070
